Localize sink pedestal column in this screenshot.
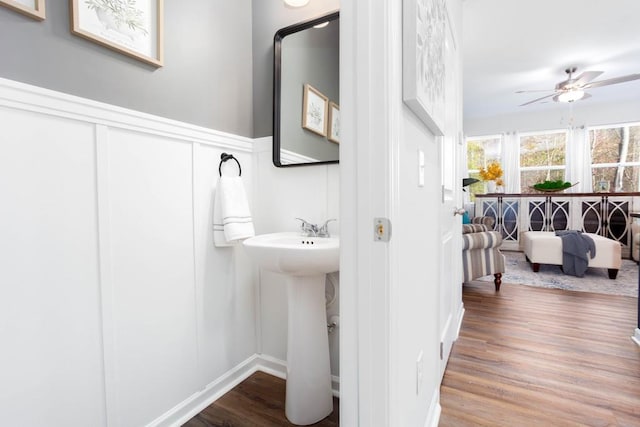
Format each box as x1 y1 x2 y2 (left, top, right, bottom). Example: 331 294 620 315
285 274 333 425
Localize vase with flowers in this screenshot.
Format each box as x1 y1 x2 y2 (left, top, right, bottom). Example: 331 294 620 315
479 161 503 193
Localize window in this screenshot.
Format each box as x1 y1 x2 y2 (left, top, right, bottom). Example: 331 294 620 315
590 123 640 192
466 135 501 200
519 131 567 193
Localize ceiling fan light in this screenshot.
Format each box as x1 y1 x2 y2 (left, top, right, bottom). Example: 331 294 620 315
283 0 310 7
557 89 585 103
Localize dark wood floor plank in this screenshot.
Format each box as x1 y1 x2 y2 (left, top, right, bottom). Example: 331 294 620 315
440 282 640 427
182 371 338 427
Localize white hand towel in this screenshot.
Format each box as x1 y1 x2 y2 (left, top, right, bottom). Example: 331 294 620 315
213 176 255 247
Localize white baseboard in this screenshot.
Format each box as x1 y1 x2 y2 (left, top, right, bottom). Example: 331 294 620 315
454 304 465 340
149 354 262 427
149 354 340 426
633 328 640 347
423 389 441 427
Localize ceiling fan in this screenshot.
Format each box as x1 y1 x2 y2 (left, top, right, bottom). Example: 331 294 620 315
518 67 640 106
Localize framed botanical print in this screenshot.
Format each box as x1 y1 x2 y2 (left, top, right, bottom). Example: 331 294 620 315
0 0 45 20
328 101 340 144
302 83 328 137
70 0 164 67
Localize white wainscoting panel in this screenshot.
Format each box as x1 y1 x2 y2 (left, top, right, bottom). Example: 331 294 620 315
105 128 200 426
192 144 257 387
0 78 258 427
0 107 107 426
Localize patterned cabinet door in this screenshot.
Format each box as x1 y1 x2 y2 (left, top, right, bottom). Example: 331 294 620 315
500 197 519 244
478 197 499 230
581 196 631 258
527 196 570 232
527 197 547 231
475 196 519 250
605 196 631 248
549 198 571 231
581 197 603 235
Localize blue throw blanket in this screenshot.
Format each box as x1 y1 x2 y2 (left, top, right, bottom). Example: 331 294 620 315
555 230 596 277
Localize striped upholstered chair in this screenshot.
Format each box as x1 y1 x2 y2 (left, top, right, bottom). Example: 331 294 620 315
462 217 505 291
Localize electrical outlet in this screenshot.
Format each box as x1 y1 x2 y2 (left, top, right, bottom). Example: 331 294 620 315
416 350 424 395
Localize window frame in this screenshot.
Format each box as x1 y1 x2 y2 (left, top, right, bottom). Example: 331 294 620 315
465 134 503 199
589 122 640 192
519 129 568 192
466 133 503 176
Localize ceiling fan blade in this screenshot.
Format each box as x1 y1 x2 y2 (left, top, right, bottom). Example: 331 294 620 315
584 74 640 89
519 93 556 106
573 71 603 86
582 92 592 100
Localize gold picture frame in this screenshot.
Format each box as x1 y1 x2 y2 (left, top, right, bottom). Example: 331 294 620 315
328 101 340 144
302 83 328 137
0 0 45 20
70 0 164 67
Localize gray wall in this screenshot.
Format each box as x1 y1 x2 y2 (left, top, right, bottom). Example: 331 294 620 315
252 0 340 138
0 1 253 137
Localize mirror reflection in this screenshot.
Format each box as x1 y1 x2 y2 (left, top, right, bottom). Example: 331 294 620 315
273 12 339 167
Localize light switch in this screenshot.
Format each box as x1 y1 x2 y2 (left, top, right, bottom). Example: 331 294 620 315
418 149 425 187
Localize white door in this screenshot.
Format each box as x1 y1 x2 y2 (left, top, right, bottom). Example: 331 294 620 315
438 13 463 380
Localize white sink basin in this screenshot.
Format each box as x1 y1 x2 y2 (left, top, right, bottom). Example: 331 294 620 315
242 232 339 276
243 231 339 425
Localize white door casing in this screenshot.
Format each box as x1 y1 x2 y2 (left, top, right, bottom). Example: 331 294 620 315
438 6 464 380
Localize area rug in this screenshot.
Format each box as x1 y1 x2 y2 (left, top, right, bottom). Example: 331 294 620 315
477 251 639 297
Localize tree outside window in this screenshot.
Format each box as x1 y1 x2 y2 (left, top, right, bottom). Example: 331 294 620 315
590 124 640 192
519 131 567 193
466 136 501 200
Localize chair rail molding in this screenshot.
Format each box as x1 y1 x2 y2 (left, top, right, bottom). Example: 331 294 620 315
0 77 253 152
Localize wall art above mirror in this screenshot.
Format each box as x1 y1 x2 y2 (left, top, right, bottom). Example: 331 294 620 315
273 11 339 167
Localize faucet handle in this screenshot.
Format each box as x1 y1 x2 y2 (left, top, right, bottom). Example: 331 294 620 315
318 219 337 237
295 217 318 236
295 217 312 227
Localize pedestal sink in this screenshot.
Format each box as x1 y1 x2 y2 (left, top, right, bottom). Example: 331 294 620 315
243 232 339 425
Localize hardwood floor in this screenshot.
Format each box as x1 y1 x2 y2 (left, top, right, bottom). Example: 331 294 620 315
440 282 640 427
182 371 339 427
183 282 637 426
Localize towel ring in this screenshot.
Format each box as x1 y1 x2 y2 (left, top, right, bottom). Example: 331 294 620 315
218 152 242 177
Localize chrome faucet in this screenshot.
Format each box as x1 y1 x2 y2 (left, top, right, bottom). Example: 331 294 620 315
296 218 319 236
317 219 336 237
295 218 336 237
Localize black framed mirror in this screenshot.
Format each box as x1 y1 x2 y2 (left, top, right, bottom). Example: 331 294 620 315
273 11 339 167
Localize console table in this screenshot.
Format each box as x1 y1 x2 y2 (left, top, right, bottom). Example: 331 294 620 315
475 192 640 258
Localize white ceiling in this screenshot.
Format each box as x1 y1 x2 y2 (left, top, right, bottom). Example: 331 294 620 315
462 0 640 121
